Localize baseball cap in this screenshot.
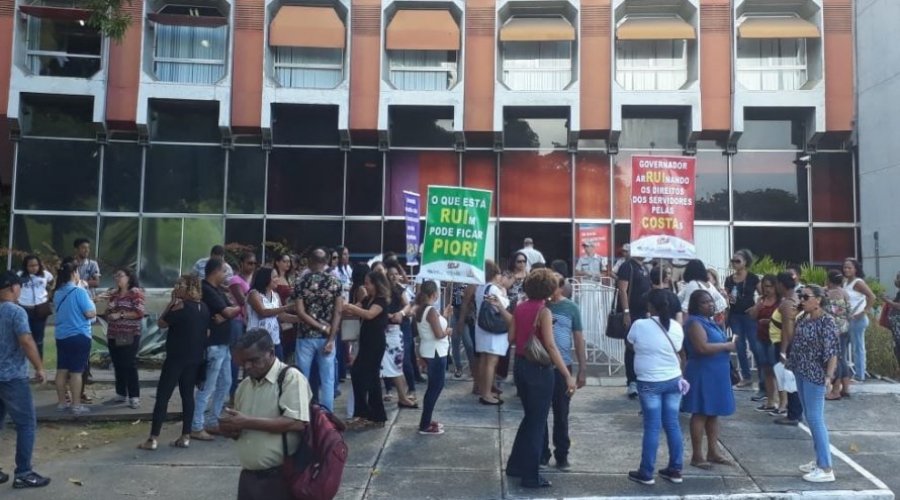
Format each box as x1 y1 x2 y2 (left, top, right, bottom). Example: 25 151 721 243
0 271 26 290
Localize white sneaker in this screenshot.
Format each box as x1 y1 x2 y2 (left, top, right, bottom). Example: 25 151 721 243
128 398 141 409
798 461 817 473
803 468 835 483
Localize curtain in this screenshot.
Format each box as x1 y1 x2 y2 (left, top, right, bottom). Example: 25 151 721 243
388 50 454 90
273 47 343 89
736 38 807 91
502 41 572 91
615 40 688 91
154 25 227 84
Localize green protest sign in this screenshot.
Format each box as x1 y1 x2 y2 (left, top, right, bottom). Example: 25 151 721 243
420 186 492 284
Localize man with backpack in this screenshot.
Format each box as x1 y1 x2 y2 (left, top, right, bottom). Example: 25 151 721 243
221 328 312 500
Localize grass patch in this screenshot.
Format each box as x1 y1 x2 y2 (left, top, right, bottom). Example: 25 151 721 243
39 325 109 371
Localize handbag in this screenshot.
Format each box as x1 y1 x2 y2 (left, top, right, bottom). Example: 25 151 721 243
33 301 53 320
879 304 891 329
606 262 635 340
524 306 552 366
341 318 361 342
477 285 508 334
652 318 690 394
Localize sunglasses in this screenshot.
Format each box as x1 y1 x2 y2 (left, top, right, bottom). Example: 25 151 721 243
331 256 339 260
730 259 743 264
799 294 816 302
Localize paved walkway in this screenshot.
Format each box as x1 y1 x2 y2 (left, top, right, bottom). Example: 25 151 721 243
12 373 898 499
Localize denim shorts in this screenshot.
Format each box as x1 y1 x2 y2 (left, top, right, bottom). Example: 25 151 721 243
757 341 777 367
57 335 92 373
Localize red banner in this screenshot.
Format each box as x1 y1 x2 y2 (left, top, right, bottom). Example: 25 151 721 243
575 224 610 258
630 155 696 259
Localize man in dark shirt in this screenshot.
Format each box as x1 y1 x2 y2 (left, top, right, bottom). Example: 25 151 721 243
617 254 651 399
294 248 343 412
193 259 240 440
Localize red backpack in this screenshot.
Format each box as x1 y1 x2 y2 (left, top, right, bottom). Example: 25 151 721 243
278 366 349 500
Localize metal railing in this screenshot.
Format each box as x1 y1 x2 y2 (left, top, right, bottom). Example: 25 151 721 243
570 277 623 376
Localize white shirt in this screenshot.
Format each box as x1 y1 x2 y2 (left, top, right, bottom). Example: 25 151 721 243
18 270 53 307
517 247 546 271
678 280 728 314
246 290 282 346
628 317 684 382
844 278 867 315
474 283 509 335
417 306 450 358
575 254 607 279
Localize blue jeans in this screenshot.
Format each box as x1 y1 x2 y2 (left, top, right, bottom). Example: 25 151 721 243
637 377 684 477
450 314 475 373
192 345 232 432
796 374 832 469
0 378 37 477
401 320 418 392
296 337 335 412
731 313 762 388
542 367 572 463
229 321 244 396
849 315 869 381
507 357 554 487
419 355 447 431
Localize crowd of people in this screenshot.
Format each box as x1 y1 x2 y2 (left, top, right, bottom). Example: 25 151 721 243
0 234 897 494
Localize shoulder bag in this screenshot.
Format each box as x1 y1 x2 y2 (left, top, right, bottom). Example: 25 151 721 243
651 318 690 394
606 263 634 340
524 306 552 366
477 285 508 334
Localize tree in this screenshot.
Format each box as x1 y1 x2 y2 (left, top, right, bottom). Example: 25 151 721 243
85 0 132 41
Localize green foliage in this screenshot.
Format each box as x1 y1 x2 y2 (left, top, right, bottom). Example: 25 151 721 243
225 242 256 269
749 255 785 277
800 263 828 287
867 278 887 308
867 320 899 379
85 0 132 42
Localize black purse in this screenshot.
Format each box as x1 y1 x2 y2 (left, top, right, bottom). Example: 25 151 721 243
477 285 508 334
606 263 634 340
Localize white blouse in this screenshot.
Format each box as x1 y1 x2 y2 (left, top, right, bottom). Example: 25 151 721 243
246 290 282 346
417 306 450 359
678 280 728 314
18 270 53 307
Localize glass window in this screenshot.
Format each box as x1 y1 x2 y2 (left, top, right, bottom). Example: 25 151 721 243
620 109 685 149
502 41 572 91
346 150 383 216
266 219 342 256
736 38 807 91
268 149 344 215
695 152 729 220
271 104 340 146
102 142 142 212
227 147 266 214
15 138 99 211
153 24 227 84
504 107 569 149
463 152 497 217
733 152 808 221
616 39 687 91
574 151 610 219
20 93 94 138
144 145 225 213
383 219 425 262
26 15 102 78
733 226 809 265
140 217 184 287
273 47 343 89
389 106 455 148
385 151 457 216
12 214 96 262
740 110 803 150
344 220 382 258
811 152 853 222
500 151 571 218
389 50 457 91
613 222 631 258
182 218 225 272
813 228 854 268
225 219 264 252
498 221 572 271
97 217 139 288
149 99 220 143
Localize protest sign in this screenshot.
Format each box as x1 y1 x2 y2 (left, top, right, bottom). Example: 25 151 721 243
403 191 420 266
630 155 696 259
421 186 492 284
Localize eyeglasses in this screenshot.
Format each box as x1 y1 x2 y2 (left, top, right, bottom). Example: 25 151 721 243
799 294 816 302
730 259 743 264
331 256 339 260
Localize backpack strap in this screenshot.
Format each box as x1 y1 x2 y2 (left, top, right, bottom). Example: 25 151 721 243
276 365 306 467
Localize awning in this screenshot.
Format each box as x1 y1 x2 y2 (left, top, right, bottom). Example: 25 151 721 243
19 5 91 21
269 6 345 49
386 10 459 51
616 17 696 40
738 17 820 39
147 12 228 28
499 17 575 42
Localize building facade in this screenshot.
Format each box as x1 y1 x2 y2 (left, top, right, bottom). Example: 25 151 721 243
0 0 856 288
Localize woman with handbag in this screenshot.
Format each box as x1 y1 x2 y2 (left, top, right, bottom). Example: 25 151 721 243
503 269 576 489
140 275 210 450
472 260 511 405
627 288 686 485
102 268 145 409
18 255 54 360
682 290 737 471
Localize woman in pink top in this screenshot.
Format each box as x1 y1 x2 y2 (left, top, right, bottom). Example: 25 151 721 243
227 252 256 396
498 269 576 489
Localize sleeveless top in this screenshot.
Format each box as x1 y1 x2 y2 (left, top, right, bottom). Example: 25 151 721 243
247 290 282 346
756 299 778 343
513 299 544 357
769 306 784 344
417 306 449 358
843 278 866 315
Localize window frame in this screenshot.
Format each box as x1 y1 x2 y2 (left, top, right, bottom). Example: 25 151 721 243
151 21 228 84
24 16 103 77
272 46 345 89
500 40 574 91
614 39 689 91
387 50 458 91
736 37 808 91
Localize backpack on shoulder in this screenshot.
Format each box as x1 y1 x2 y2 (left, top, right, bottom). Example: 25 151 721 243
277 366 349 500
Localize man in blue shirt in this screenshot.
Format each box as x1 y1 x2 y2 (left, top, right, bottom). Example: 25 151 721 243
0 271 50 489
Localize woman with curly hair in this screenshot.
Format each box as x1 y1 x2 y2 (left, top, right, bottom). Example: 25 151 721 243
102 268 145 409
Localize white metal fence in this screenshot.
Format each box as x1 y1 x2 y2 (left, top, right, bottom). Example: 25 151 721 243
570 278 623 376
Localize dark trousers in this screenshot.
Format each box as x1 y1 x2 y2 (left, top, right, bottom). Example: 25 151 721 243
401 320 418 392
151 358 198 436
352 348 386 422
230 321 244 396
507 357 554 486
419 354 447 430
496 349 511 379
26 314 47 360
237 468 290 500
109 338 140 398
625 346 636 384
542 367 572 463
787 391 804 421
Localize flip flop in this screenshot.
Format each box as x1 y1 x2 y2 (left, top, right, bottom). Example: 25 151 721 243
708 456 734 466
690 461 713 470
825 395 842 401
398 402 420 409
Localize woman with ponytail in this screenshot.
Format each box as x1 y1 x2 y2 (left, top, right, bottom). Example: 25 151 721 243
414 281 453 435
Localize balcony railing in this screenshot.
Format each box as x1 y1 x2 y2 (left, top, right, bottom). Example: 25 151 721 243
27 50 101 78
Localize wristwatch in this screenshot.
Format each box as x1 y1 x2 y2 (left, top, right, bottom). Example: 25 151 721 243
623 309 630 314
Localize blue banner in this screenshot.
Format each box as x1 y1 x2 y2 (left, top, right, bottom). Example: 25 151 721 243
403 191 420 266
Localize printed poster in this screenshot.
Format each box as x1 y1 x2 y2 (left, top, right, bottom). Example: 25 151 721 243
630 155 697 260
421 186 492 284
403 191 420 266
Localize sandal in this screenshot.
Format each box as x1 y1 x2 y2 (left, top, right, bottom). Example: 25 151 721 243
708 456 734 466
825 394 842 401
840 392 851 398
690 461 713 470
171 436 190 448
398 401 419 409
137 439 158 451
